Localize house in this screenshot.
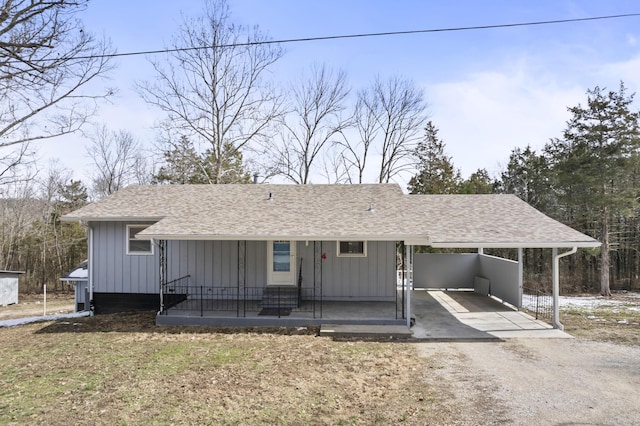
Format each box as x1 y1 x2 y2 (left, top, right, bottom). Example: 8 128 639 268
62 183 599 328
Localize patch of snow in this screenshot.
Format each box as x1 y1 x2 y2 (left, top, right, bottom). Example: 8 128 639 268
558 293 640 310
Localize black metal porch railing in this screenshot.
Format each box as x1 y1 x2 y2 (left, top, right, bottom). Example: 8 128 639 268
160 275 191 311
521 287 553 321
160 284 319 318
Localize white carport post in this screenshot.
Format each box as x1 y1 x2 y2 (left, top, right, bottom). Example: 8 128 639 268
405 243 412 328
552 247 578 330
517 248 523 309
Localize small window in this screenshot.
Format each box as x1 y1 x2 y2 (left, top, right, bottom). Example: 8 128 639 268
127 225 153 255
337 241 367 257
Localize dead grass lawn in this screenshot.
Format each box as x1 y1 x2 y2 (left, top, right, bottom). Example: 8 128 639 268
0 293 75 320
0 312 463 425
561 295 640 346
2 294 639 424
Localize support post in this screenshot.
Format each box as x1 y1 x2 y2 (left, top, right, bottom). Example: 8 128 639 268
158 239 165 314
478 247 484 255
405 244 412 328
401 243 405 319
314 241 322 318
517 248 523 309
237 240 246 318
552 248 560 329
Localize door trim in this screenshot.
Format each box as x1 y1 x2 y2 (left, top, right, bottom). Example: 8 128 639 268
267 240 296 286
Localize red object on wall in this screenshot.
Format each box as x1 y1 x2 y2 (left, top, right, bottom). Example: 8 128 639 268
321 253 327 260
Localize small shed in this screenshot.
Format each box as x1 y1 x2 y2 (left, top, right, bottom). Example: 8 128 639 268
0 270 24 306
60 261 89 312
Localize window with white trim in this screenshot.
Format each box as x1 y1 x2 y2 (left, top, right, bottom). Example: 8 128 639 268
126 225 153 255
337 241 367 257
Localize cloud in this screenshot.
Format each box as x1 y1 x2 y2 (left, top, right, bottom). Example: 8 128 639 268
426 63 585 179
598 54 640 90
424 46 640 180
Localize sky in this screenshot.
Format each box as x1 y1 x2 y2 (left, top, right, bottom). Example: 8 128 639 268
44 0 640 188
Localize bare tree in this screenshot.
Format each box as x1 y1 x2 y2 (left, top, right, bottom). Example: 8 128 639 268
38 161 69 289
274 64 350 184
340 76 428 183
87 125 148 198
137 0 284 184
0 0 114 184
319 148 350 184
335 94 379 184
0 177 38 270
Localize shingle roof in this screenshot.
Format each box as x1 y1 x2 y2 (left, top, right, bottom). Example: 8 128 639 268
405 194 598 248
62 184 600 248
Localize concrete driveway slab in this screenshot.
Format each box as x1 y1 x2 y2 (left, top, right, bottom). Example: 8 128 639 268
411 290 572 340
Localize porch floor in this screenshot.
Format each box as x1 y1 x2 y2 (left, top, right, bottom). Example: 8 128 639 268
157 299 404 327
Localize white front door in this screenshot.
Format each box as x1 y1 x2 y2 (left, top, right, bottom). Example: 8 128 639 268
267 240 296 286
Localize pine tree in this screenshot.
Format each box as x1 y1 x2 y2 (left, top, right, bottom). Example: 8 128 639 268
408 122 461 194
498 146 553 211
459 168 495 194
154 136 252 185
545 83 640 296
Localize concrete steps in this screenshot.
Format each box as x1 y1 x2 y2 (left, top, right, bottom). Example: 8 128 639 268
260 286 299 309
319 324 412 339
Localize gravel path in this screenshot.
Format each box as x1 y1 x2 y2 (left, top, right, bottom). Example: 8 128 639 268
0 311 90 327
416 338 640 425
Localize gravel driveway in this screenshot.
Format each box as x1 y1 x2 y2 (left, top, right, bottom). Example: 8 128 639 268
416 338 640 425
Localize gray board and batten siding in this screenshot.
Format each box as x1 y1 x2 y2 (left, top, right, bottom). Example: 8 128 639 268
90 222 397 308
298 240 396 301
92 221 160 294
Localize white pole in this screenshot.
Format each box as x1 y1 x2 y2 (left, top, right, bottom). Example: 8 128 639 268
517 248 524 309
552 248 559 329
406 244 411 328
43 284 47 316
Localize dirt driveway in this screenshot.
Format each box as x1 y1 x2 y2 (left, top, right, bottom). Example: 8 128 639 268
416 338 640 425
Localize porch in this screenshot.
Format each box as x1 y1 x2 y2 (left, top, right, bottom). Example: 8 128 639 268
155 238 406 326
156 276 406 326
157 297 405 327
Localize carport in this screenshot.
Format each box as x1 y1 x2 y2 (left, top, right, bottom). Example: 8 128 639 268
411 290 569 339
401 194 601 332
